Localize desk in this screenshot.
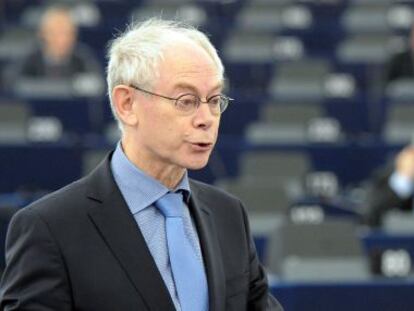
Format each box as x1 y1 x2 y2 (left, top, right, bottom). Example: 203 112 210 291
255 230 414 273
271 279 414 311
362 231 414 258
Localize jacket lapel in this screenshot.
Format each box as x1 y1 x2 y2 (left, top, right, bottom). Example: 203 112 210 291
85 156 175 311
189 180 226 311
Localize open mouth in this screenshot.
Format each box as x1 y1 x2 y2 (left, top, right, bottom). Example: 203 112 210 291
195 142 211 147
191 142 213 150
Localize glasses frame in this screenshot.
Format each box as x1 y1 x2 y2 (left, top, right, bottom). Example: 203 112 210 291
129 84 232 115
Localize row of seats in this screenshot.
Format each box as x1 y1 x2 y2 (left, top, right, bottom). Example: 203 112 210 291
2 0 414 285
3 83 414 147
1 2 412 137
0 0 411 192
1 1 412 63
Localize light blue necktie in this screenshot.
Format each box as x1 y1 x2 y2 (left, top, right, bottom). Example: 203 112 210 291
155 192 208 311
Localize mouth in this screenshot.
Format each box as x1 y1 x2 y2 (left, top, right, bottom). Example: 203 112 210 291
190 142 213 151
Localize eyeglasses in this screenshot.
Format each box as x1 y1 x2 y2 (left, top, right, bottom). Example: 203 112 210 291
130 84 232 115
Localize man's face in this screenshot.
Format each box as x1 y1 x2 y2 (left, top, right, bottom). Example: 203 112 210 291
40 11 77 60
130 40 223 172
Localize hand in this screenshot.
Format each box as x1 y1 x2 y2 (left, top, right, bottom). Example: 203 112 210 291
395 146 414 180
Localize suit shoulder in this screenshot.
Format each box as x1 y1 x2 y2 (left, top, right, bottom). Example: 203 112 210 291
22 176 90 219
389 49 411 64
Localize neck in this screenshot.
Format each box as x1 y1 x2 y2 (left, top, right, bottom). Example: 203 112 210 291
121 139 186 190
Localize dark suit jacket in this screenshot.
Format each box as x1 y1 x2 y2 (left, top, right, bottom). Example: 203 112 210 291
0 154 282 310
18 44 100 80
385 49 414 83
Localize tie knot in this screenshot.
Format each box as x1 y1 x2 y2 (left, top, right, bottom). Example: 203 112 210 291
155 192 184 218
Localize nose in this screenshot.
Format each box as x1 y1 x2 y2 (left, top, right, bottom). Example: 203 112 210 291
192 102 217 130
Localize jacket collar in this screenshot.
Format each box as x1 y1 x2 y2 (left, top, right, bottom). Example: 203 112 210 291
84 153 226 311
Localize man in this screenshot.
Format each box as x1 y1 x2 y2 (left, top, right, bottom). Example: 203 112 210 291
0 19 283 310
17 5 100 79
385 23 414 84
364 145 414 227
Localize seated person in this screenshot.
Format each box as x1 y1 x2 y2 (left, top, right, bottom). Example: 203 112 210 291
17 5 101 80
363 145 414 227
385 23 414 84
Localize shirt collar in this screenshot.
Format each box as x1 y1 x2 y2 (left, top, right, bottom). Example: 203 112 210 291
110 143 191 215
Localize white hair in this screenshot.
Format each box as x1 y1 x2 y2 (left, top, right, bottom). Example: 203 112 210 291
106 18 225 128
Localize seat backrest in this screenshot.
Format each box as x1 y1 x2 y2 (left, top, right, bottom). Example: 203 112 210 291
131 3 206 27
384 103 414 143
236 3 284 32
268 59 331 100
0 27 35 62
236 2 313 32
240 150 309 180
341 4 390 33
383 210 414 234
0 100 30 143
216 178 290 213
281 257 370 281
273 59 331 80
265 220 367 280
223 32 276 63
336 34 393 64
260 102 322 124
387 104 414 123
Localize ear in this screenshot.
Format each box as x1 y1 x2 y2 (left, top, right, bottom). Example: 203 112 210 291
112 85 138 127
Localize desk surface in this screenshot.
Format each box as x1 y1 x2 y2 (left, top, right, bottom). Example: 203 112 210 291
271 279 414 311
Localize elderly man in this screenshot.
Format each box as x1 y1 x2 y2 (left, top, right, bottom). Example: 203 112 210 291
364 145 414 227
17 5 100 79
0 19 283 311
385 23 414 84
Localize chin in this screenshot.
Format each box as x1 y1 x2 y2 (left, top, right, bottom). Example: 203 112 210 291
183 158 210 170
185 162 208 171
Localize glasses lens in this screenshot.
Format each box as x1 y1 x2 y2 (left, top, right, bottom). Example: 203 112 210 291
219 96 229 113
175 94 230 114
175 94 198 113
207 95 225 114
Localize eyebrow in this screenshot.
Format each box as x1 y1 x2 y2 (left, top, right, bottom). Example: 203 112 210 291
172 82 224 95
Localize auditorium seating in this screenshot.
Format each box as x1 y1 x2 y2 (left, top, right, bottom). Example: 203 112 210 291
2 1 414 302
245 101 324 144
265 220 370 281
0 100 29 144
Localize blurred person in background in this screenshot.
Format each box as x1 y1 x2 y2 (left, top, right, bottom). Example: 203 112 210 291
363 145 414 227
384 23 414 84
0 18 282 311
17 5 100 80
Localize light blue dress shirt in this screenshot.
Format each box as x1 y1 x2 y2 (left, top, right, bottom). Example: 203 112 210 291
110 144 207 311
389 172 414 199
